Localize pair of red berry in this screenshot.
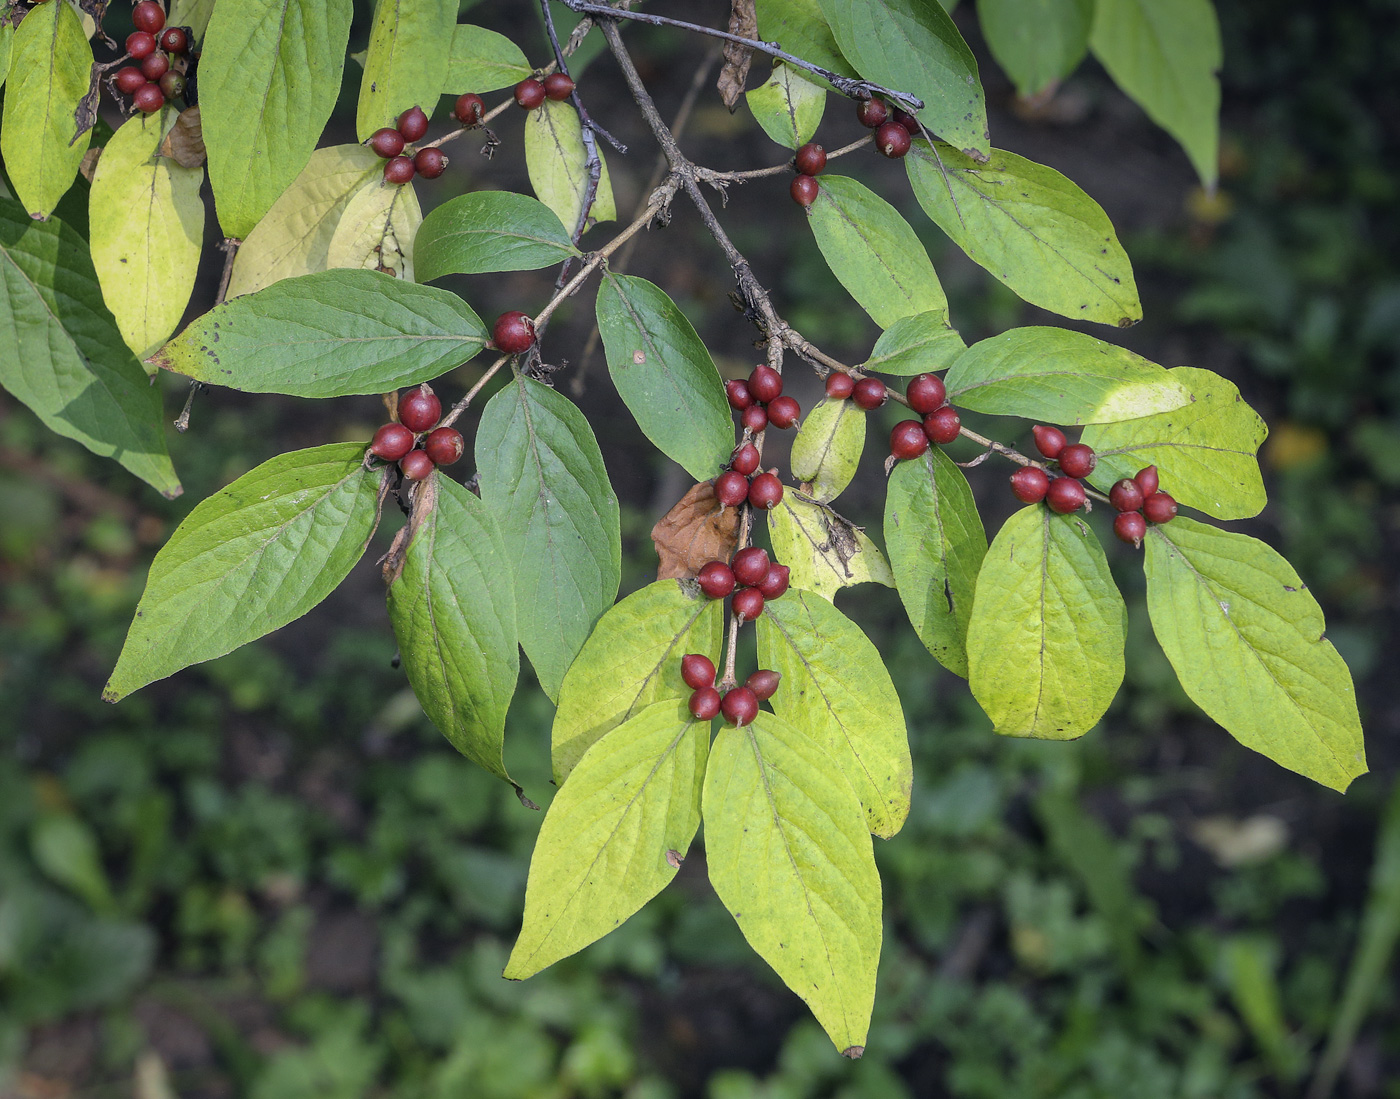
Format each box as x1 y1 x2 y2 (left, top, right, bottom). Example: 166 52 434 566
696 546 790 623
715 446 785 512
368 385 465 481
1007 427 1099 514
683 654 780 725
725 364 800 434
790 142 827 208
888 373 961 459
1108 465 1176 545
117 2 190 113
369 106 447 184
514 72 575 110
855 96 920 159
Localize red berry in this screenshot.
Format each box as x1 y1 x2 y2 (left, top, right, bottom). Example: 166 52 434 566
424 427 464 466
757 564 790 600
370 422 415 461
875 121 911 158
852 377 887 410
1032 425 1066 460
905 373 947 414
514 78 546 110
1143 492 1178 524
132 83 164 113
158 71 186 100
890 420 930 460
454 93 485 126
399 450 436 481
1058 443 1096 479
493 311 536 354
1114 511 1147 546
732 587 766 624
414 147 447 179
794 142 826 176
748 364 783 403
747 472 784 510
767 396 801 429
923 406 961 445
383 156 416 184
681 654 716 690
543 72 575 100
126 31 157 59
368 128 405 158
892 108 921 134
1010 467 1050 504
742 404 769 434
397 105 430 142
826 372 854 400
745 669 781 701
689 686 722 720
159 26 188 53
132 2 165 34
856 98 888 129
398 385 441 432
725 379 754 410
140 51 169 80
714 471 750 508
731 547 771 588
730 443 760 476
115 66 146 95
790 175 820 208
1045 477 1086 514
1109 478 1144 513
721 686 759 726
697 561 736 599
1135 465 1160 497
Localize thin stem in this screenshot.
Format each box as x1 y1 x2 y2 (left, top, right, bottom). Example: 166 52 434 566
178 238 239 432
697 134 872 184
439 354 509 429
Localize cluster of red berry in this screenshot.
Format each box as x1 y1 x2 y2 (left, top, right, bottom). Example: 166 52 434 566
513 73 575 111
367 385 465 481
856 97 921 160
114 2 191 113
725 364 801 434
1008 426 1097 514
696 546 790 627
881 373 962 459
368 106 447 184
682 654 781 726
790 142 827 208
1107 465 1177 546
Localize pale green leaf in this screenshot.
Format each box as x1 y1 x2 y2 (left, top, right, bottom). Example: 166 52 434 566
0 24 12 94
415 191 578 281
863 309 966 375
746 62 826 148
325 173 421 281
755 0 856 81
769 494 894 601
789 397 865 501
976 0 1093 97
525 99 616 239
168 0 216 39
356 0 456 140
444 23 531 94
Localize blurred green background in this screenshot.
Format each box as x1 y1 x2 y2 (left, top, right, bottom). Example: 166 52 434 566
3 1 1399 1096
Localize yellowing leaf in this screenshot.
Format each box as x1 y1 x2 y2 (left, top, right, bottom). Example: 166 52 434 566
746 61 826 148
525 100 616 238
768 494 893 601
326 176 421 280
789 397 865 502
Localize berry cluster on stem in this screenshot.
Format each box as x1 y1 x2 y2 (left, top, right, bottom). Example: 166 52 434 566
681 652 781 726
369 105 450 184
367 385 465 482
726 363 801 436
115 2 194 114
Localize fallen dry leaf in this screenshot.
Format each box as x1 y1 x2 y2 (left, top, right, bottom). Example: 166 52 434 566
159 106 206 168
652 481 739 579
717 0 757 111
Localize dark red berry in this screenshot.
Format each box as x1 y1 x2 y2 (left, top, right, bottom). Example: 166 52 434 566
132 83 164 113
730 443 760 476
397 105 430 142
923 406 961 445
115 66 146 95
875 121 911 158
745 669 781 701
1058 443 1096 479
140 51 169 80
714 471 750 508
826 372 854 400
370 422 415 461
424 427 464 466
767 395 801 429
413 147 447 179
1109 478 1144 513
126 31 157 60
681 654 716 690
791 175 819 208
383 156 416 184
398 385 441 432
543 72 575 100
725 379 754 411
748 364 783 403
399 450 436 481
1046 477 1086 514
453 93 485 126
731 547 771 588
1114 511 1147 546
856 98 888 129
721 686 759 726
159 26 188 53
890 420 929 460
1032 425 1066 460
1143 492 1178 524
689 686 722 720
748 473 784 510
892 108 921 134
514 78 546 110
158 71 185 100
132 2 165 34
905 373 947 414
742 404 769 434
852 377 887 410
1135 465 1160 497
794 142 826 176
757 564 790 600
368 128 405 158
732 587 766 624
1010 466 1050 504
697 561 736 599
493 311 536 354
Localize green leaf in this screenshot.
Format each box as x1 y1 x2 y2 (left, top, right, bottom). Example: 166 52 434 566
966 507 1126 738
0 23 12 95
388 474 520 791
552 580 723 783
168 0 216 39
325 172 421 281
703 711 881 1054
104 443 379 701
444 23 532 94
31 812 114 913
415 191 579 281
976 0 1093 97
594 274 734 482
884 448 987 676
1090 0 1221 187
746 62 826 148
769 494 894 601
476 373 621 702
755 0 856 81
225 144 382 299
524 100 617 238
1143 518 1366 791
0 0 93 218
0 200 180 497
89 109 205 361
200 0 353 238
506 700 707 978
1081 366 1267 520
808 175 948 329
906 142 1142 328
789 396 866 501
817 0 989 158
758 591 913 837
945 326 1191 424
863 309 966 375
356 0 456 140
151 269 488 398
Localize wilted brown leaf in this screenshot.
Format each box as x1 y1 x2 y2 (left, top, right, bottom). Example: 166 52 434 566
717 0 757 111
652 481 739 579
159 106 206 168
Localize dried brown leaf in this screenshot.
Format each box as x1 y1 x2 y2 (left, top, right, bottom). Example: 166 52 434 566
652 481 739 580
78 147 102 183
717 0 757 111
159 106 206 168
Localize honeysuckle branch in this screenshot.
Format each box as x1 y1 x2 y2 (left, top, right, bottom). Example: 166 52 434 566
696 134 873 185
